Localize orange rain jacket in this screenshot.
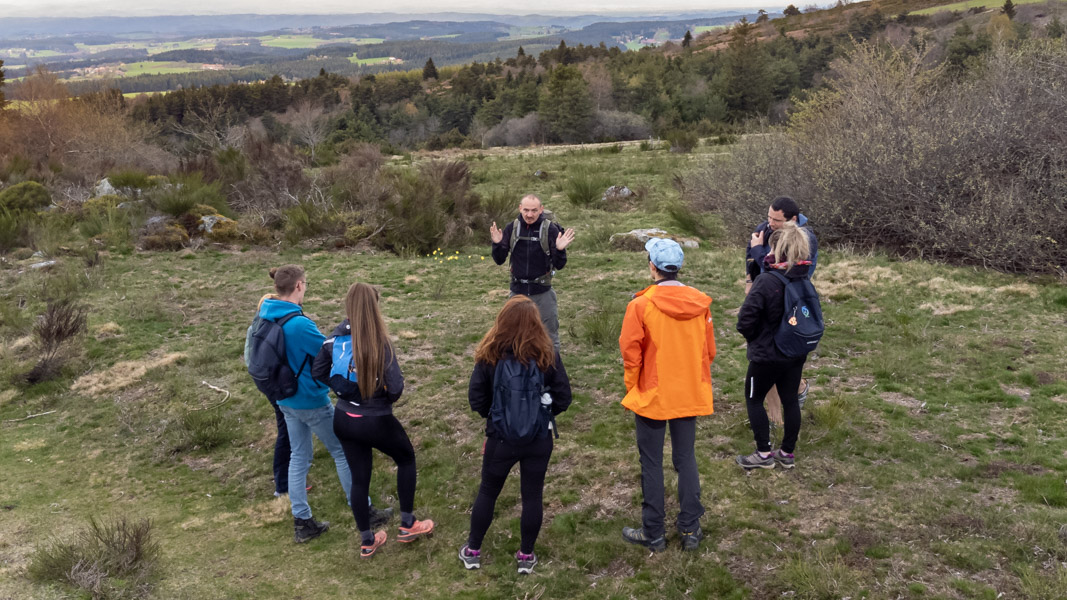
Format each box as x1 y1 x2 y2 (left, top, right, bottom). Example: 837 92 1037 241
619 283 716 420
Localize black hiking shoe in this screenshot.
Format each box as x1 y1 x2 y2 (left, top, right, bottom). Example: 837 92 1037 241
622 526 667 552
293 517 329 543
680 527 704 552
774 449 796 469
369 506 393 529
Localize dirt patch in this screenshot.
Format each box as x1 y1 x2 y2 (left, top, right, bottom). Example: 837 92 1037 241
404 275 421 284
977 460 1049 478
999 384 1030 401
919 301 973 316
936 512 984 534
13 439 46 451
72 352 187 396
880 392 923 410
0 389 17 407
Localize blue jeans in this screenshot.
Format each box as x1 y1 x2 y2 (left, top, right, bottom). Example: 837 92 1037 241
279 403 353 520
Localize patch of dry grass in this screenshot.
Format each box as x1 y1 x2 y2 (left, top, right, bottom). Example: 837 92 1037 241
72 352 187 396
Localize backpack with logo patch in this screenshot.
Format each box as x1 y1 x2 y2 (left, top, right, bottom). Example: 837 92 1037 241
769 271 824 357
490 357 555 444
246 312 308 402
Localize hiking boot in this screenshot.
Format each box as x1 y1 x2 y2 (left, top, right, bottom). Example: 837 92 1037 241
680 527 704 552
369 506 393 529
360 531 387 558
774 449 796 469
293 517 329 543
458 544 481 570
736 451 775 470
516 551 538 574
398 518 434 543
622 526 667 552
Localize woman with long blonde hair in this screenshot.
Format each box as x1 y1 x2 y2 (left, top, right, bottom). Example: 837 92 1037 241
458 295 572 574
312 282 432 558
736 222 814 470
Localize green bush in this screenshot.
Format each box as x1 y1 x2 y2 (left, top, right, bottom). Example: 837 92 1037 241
180 410 238 451
564 167 613 207
0 207 24 252
28 516 160 599
107 169 156 192
666 129 699 153
83 194 124 215
152 175 232 219
140 221 189 251
0 181 51 212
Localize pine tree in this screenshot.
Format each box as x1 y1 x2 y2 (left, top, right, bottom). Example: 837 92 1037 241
538 65 593 142
757 9 770 23
1002 0 1016 20
422 57 439 80
784 4 801 16
682 30 693 48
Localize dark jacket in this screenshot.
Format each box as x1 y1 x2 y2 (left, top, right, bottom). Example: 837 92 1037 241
745 214 818 282
311 320 404 417
737 264 810 364
468 351 573 440
491 214 568 296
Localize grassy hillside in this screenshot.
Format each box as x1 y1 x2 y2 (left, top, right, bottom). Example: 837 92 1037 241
2 146 1067 599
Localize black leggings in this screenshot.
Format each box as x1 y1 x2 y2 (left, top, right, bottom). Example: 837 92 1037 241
333 411 416 533
745 358 806 454
467 436 553 555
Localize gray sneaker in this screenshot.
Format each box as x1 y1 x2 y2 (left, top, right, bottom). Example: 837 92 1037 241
622 526 667 552
774 449 795 469
516 551 538 574
736 451 775 470
680 526 704 552
369 506 393 529
459 544 481 570
293 517 329 543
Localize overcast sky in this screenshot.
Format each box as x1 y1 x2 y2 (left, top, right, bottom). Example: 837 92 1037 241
0 0 779 18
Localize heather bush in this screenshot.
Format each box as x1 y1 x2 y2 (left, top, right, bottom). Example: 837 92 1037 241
0 180 51 212
687 40 1067 274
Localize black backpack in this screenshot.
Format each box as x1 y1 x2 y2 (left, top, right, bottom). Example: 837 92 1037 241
490 357 556 444
769 271 824 358
246 312 308 402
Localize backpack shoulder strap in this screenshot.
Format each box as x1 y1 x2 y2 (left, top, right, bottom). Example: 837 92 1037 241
768 270 789 286
509 218 521 255
539 220 553 256
274 311 309 377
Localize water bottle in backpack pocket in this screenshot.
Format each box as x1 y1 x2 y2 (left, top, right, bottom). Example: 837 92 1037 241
769 271 824 358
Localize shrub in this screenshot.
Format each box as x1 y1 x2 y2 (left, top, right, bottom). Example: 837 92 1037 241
139 221 189 251
28 515 160 599
639 140 655 152
483 113 546 147
0 207 24 252
107 169 155 192
180 410 238 451
83 194 123 215
666 129 699 153
0 180 51 212
564 167 613 207
152 174 232 218
571 291 628 347
206 218 239 243
687 41 1067 274
590 110 652 142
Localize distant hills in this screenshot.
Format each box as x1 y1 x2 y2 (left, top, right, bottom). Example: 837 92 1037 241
0 11 752 37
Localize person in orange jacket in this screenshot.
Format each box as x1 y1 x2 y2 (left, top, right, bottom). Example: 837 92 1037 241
618 238 716 553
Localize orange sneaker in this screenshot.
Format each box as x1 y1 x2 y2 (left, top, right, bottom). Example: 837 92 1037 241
397 519 434 543
360 530 387 558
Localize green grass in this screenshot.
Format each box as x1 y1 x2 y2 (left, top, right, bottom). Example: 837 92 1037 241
693 25 727 34
911 0 1045 15
2 144 1067 598
258 35 383 49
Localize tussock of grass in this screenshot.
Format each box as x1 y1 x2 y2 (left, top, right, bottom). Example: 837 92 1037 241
71 352 187 396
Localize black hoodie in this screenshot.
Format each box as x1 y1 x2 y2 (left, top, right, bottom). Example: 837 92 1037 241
311 320 404 416
491 214 568 296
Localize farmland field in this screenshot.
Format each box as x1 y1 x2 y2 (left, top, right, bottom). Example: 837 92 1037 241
911 0 1045 15
257 35 384 48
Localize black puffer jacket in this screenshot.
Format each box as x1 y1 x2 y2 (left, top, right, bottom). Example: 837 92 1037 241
468 351 573 440
491 215 568 296
311 320 403 416
736 264 810 364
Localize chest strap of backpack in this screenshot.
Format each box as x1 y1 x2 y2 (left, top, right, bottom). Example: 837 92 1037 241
509 217 554 287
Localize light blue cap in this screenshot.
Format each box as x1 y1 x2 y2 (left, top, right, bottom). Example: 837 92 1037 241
645 237 684 272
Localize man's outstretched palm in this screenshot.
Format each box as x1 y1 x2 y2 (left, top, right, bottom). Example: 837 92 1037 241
556 228 576 251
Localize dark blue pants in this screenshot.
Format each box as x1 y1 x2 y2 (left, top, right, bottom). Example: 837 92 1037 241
635 415 704 538
269 398 291 495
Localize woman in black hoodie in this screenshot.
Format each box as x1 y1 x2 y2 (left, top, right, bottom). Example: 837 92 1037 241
312 282 433 558
735 222 813 471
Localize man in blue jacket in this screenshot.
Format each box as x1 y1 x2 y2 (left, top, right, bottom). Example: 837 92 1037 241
745 196 818 296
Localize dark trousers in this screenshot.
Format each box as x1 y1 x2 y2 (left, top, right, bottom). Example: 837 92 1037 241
269 398 290 495
745 358 806 453
635 414 703 538
333 411 416 533
467 436 553 555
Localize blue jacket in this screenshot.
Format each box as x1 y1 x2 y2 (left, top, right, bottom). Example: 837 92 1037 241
258 299 330 409
745 213 818 282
